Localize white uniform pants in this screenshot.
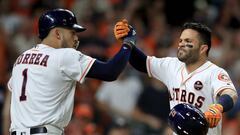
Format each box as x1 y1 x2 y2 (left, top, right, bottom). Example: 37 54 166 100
10 125 64 135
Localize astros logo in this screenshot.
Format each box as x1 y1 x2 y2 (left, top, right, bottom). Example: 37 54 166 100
194 81 203 91
218 73 231 82
169 109 177 117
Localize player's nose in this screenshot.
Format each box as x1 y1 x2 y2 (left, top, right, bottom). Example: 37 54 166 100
178 43 185 49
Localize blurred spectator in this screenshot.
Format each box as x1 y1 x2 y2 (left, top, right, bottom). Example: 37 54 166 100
11 16 36 55
131 78 170 135
96 68 142 134
65 103 99 135
164 0 196 26
217 0 240 29
0 25 9 135
107 121 131 135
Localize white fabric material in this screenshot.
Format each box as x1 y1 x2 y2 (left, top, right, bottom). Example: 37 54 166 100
11 125 63 135
96 76 142 120
146 56 236 135
8 44 95 131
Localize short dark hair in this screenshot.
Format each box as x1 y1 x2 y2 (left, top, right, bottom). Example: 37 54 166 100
182 22 212 56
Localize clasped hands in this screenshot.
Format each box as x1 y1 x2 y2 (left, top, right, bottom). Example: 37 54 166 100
114 19 136 47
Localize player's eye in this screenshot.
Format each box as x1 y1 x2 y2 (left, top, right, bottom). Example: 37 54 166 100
185 39 192 43
179 39 183 43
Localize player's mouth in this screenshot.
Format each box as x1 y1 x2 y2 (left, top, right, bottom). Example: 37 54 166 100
178 48 186 54
177 48 188 57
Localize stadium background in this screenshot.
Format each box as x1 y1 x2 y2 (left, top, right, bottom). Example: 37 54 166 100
0 0 239 135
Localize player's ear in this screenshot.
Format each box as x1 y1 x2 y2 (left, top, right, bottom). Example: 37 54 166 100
54 28 62 40
200 44 208 55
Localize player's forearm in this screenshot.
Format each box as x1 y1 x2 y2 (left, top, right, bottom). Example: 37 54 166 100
129 46 147 73
86 44 131 81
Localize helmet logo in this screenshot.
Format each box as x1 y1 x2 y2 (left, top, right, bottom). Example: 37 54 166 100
63 19 67 25
194 81 203 91
169 109 177 117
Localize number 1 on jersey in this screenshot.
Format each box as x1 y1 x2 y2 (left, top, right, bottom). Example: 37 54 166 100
20 68 28 101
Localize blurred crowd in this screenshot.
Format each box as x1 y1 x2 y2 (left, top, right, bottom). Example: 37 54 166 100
0 0 240 135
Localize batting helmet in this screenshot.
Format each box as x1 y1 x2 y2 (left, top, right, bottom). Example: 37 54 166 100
168 103 209 135
38 8 86 39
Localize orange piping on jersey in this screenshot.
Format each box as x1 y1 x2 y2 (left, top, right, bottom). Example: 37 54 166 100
147 57 153 77
79 59 94 82
213 86 236 99
181 63 213 85
8 82 12 90
180 65 184 84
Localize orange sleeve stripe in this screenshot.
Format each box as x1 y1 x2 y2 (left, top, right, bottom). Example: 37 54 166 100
8 82 12 91
182 63 213 84
79 59 94 82
214 86 236 98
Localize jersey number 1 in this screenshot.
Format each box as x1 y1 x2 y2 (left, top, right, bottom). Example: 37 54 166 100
20 68 28 101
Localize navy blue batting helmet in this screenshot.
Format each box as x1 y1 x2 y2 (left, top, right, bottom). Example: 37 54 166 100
38 8 86 39
168 103 209 135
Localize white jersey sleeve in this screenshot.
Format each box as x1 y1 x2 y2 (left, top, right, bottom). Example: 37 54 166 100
8 77 12 92
59 49 95 84
146 56 182 85
211 67 236 98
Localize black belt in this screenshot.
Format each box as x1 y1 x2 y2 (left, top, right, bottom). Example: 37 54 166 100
11 127 47 135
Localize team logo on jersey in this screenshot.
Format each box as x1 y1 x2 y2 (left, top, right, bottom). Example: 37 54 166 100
194 81 203 91
218 73 231 82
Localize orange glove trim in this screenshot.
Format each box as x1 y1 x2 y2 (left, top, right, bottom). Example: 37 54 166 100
204 104 223 128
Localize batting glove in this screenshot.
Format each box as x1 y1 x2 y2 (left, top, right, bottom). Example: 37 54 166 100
123 25 137 47
204 104 223 128
114 19 130 41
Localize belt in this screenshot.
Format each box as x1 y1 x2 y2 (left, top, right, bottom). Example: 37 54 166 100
11 127 47 135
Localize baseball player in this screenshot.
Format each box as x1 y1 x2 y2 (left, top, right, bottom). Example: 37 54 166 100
7 9 136 135
114 20 238 135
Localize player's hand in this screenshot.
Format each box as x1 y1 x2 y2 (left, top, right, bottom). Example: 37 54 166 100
114 19 130 41
204 104 223 128
122 25 137 47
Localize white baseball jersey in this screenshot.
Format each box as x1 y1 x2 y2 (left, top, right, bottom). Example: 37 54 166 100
8 44 95 131
146 56 236 135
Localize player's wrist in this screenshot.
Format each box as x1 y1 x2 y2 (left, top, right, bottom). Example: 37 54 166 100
209 104 223 113
123 43 132 49
217 94 234 112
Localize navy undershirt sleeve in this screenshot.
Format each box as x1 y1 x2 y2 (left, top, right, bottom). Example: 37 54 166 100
129 46 147 73
217 94 234 112
86 44 131 81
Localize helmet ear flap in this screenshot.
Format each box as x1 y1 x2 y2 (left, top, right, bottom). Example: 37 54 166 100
168 103 209 135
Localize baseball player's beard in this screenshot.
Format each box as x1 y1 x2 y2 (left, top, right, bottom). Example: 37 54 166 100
75 41 80 49
61 39 78 49
61 39 69 48
177 49 199 65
